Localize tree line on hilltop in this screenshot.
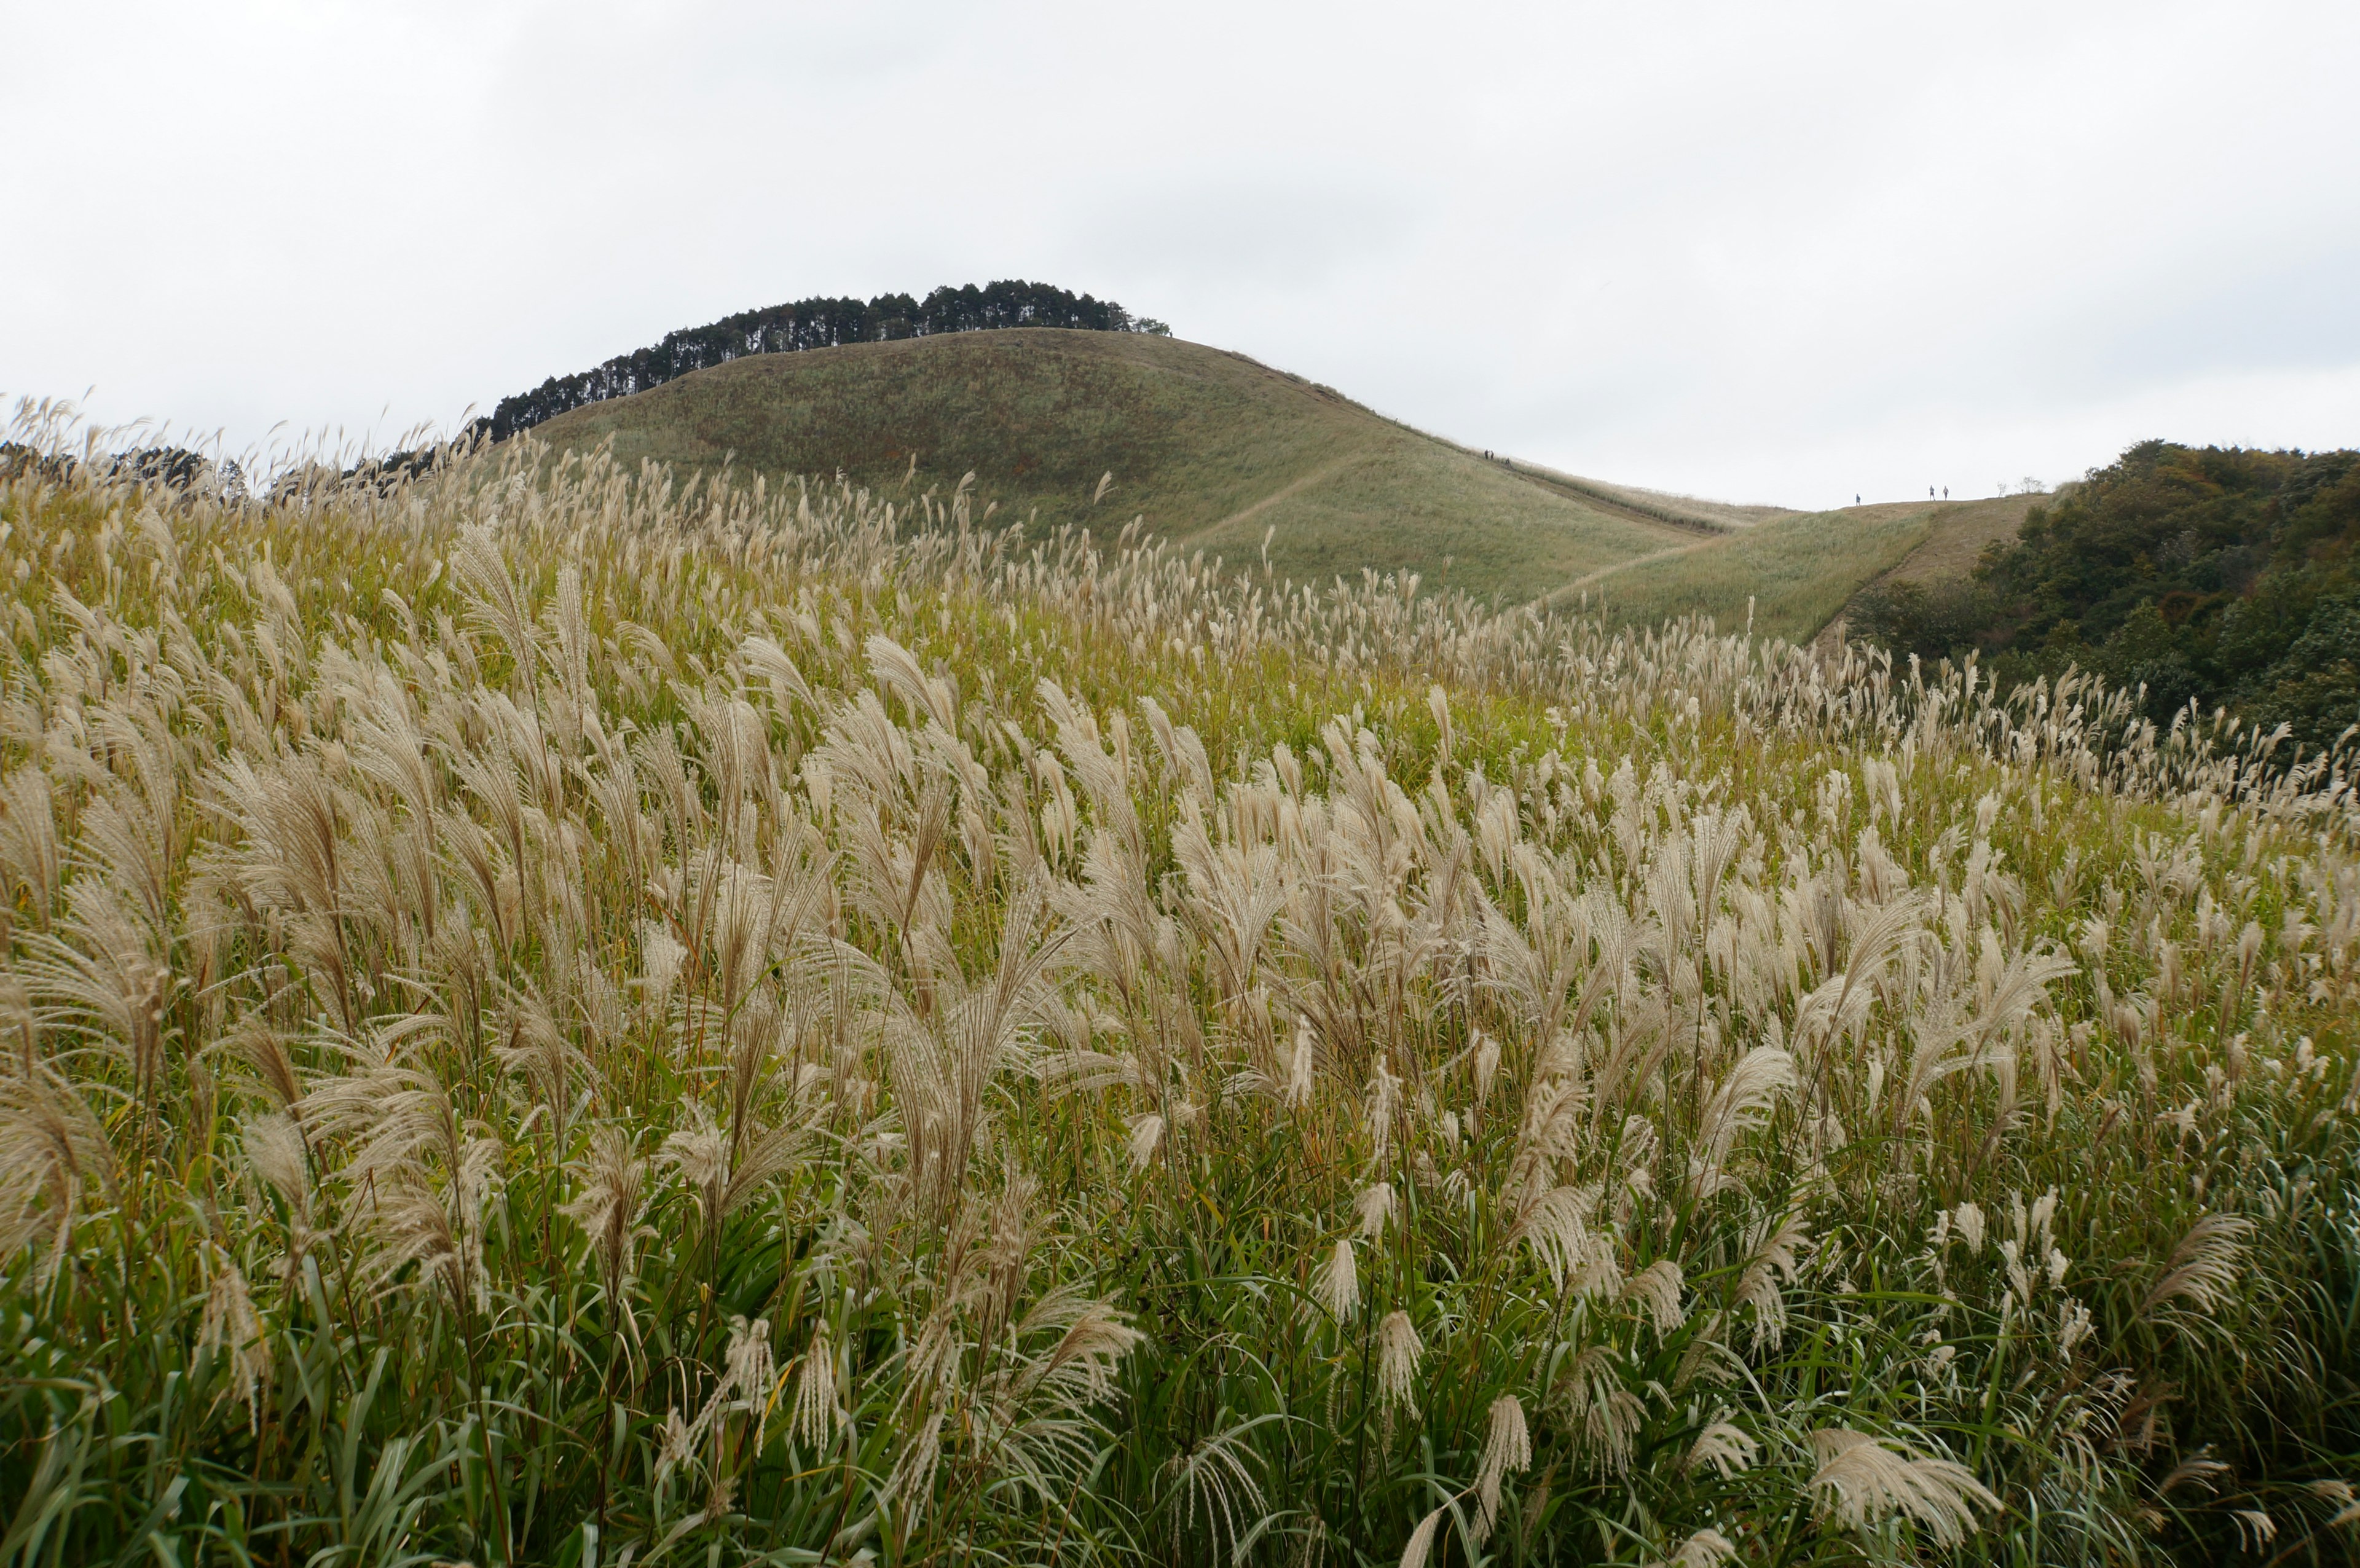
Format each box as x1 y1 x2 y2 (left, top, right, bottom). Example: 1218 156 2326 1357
482 281 1171 440
1852 439 2360 758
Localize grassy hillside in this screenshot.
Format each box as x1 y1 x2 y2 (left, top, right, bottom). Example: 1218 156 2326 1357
1557 501 1940 641
527 327 1699 602
4 432 2359 1566
1554 496 2035 646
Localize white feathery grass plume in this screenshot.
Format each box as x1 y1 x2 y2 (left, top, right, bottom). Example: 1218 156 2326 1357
1127 1112 1165 1170
1953 1201 1986 1255
867 632 959 732
1624 1260 1687 1336
1733 1211 1809 1349
198 1253 271 1432
239 1111 310 1217
1023 1296 1144 1408
560 1126 648 1301
1366 1057 1402 1162
639 920 688 1002
1690 1046 1795 1198
1553 1343 1645 1473
1687 1421 1760 1478
1157 1414 1270 1566
1313 1237 1360 1321
658 1105 731 1227
1646 1527 1737 1568
1355 1180 1399 1239
2158 1454 2228 1494
227 1016 304 1111
1376 1310 1423 1417
2142 1213 2251 1319
1471 1029 1501 1105
740 634 817 717
1508 1183 1602 1290
2232 1510 2278 1550
0 768 61 921
1400 1506 1447 1568
791 1320 840 1448
718 1315 776 1449
0 1066 119 1283
887 1408 948 1525
2057 1300 2095 1357
1472 1394 1532 1542
654 1402 706 1494
1807 1429 2000 1547
1285 1024 1316 1109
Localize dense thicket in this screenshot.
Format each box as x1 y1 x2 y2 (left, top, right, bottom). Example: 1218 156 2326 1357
1854 441 2360 755
486 281 1170 439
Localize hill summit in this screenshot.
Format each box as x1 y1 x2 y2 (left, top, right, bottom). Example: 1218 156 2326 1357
488 280 1165 439
522 326 1720 601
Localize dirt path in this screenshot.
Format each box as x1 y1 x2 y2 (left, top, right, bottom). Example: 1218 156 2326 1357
1544 539 1718 605
1174 451 1369 544
1812 495 2039 653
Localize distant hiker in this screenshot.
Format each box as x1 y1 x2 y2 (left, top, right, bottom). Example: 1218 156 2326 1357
1942 486 1948 499
1855 493 1860 505
1929 486 1935 499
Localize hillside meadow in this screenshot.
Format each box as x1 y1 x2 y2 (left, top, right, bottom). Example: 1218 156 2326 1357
525 329 1702 603
1 412 2358 1566
1560 504 1992 648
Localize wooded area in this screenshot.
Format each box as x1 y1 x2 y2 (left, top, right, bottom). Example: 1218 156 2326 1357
485 281 1169 439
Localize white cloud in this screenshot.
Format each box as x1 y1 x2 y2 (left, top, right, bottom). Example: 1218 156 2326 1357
5 0 2356 506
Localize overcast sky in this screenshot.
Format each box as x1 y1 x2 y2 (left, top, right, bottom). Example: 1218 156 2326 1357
6 0 2358 508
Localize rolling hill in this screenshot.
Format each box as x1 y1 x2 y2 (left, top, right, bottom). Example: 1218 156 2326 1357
1549 494 2041 646
522 328 1723 603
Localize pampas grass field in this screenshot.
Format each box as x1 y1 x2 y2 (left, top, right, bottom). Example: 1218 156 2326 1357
1 401 2357 1566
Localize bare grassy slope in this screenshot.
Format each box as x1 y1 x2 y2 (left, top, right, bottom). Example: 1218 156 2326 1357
1556 495 2038 645
1812 495 2044 649
526 328 1694 602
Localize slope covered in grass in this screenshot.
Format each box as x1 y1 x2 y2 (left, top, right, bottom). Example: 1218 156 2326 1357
1562 500 1977 643
2 420 2358 1566
525 327 1698 602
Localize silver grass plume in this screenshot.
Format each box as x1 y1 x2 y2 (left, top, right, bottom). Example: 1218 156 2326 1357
1376 1310 1423 1418
2142 1212 2250 1319
0 1066 119 1284
1689 1046 1795 1199
239 1111 316 1277
1473 1394 1532 1542
198 1252 271 1432
1646 1528 1737 1568
1313 1237 1360 1321
1355 1180 1399 1238
1624 1259 1687 1336
560 1126 648 1303
791 1319 840 1448
718 1314 776 1449
1734 1212 1810 1350
1401 1507 1446 1568
1687 1421 1760 1478
1807 1428 2000 1547
1552 1343 1645 1473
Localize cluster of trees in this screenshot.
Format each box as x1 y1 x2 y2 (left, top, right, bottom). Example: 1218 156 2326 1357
1 443 247 498
1854 439 2360 755
486 281 1170 439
